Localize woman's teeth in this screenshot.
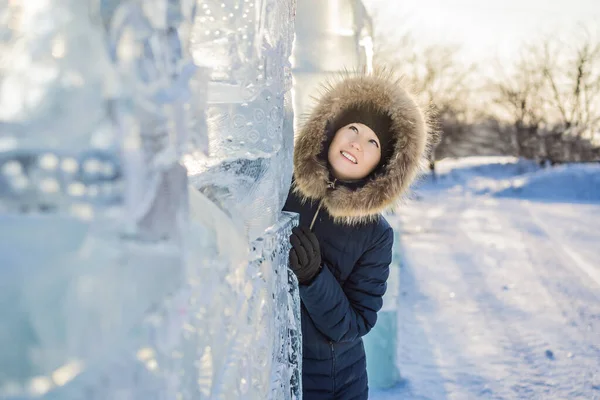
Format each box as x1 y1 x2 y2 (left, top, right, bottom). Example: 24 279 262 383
341 151 357 164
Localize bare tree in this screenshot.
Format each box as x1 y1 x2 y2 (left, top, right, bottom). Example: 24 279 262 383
489 27 600 163
373 27 478 159
488 46 547 159
371 11 600 163
544 30 600 133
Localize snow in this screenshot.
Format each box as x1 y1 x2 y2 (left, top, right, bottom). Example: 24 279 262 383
370 157 600 399
493 163 600 203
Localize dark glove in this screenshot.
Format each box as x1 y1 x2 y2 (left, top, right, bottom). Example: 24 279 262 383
289 226 322 284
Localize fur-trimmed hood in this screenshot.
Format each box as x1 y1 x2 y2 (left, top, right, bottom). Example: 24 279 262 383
293 68 432 224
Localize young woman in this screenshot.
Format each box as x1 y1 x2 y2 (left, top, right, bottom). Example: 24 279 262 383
283 69 430 399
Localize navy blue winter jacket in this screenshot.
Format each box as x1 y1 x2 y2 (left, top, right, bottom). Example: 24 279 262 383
283 189 392 399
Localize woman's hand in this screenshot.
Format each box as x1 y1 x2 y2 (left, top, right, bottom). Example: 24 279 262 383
289 226 322 284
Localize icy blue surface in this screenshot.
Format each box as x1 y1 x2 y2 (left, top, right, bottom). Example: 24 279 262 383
364 311 401 389
0 0 299 398
364 228 401 390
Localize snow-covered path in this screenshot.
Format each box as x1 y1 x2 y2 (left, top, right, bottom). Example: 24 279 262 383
371 159 600 400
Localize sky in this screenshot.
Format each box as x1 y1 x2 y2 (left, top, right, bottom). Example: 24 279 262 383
363 0 600 65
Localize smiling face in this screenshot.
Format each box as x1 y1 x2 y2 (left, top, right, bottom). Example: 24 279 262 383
327 123 382 181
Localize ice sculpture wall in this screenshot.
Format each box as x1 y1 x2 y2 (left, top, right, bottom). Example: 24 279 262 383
0 0 299 399
292 0 373 127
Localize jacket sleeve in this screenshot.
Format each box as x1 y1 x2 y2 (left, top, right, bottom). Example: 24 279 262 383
298 225 393 343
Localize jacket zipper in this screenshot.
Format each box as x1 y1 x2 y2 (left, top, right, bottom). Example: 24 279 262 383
330 340 336 392
309 179 337 231
313 180 336 391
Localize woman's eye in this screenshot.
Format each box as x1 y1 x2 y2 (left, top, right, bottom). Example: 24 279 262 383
349 126 358 133
370 139 380 148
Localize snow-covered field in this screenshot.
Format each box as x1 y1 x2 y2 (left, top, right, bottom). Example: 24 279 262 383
371 157 600 400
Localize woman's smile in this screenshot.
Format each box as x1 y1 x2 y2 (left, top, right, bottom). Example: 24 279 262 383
340 150 358 164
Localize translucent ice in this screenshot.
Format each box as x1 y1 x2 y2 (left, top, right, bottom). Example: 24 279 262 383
185 0 296 241
1 0 299 398
292 0 373 128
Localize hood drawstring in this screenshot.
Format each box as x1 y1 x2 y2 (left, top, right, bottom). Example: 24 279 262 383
309 179 337 231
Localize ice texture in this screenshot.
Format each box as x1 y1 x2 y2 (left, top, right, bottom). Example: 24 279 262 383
291 0 373 128
363 230 401 389
0 0 299 398
185 0 296 241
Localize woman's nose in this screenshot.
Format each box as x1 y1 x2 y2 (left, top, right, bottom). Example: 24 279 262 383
350 141 362 151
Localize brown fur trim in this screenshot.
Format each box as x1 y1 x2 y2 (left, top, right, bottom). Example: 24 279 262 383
293 67 433 224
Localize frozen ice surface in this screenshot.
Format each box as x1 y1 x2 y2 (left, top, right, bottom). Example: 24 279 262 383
364 230 401 389
186 0 296 241
185 1 300 395
293 0 370 72
291 0 373 133
1 0 299 398
18 210 299 400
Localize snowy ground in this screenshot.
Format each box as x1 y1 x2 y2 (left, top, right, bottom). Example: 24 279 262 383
371 157 600 400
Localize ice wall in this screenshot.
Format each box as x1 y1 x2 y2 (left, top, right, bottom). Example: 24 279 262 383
292 0 373 128
0 0 299 398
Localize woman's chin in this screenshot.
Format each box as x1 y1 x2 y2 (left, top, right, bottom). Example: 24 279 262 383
331 167 357 181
